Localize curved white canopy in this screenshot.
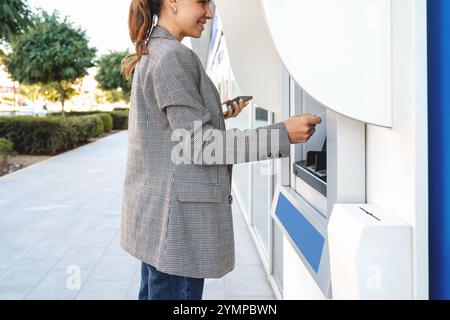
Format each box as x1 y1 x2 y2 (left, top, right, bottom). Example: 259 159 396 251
262 0 393 127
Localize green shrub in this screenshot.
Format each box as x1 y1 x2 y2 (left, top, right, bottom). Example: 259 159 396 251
48 111 102 117
63 115 103 145
80 115 104 138
0 115 104 155
110 111 128 130
0 138 17 166
0 116 68 154
49 110 127 131
97 113 113 132
0 137 18 158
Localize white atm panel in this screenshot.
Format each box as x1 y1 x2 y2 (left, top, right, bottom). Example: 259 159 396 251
328 204 413 299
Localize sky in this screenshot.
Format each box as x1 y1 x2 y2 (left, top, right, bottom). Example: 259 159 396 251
28 0 134 55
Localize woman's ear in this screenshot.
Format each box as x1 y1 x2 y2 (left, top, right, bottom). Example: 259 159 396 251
167 0 178 8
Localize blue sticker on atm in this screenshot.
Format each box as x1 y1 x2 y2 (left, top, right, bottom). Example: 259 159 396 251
275 193 325 272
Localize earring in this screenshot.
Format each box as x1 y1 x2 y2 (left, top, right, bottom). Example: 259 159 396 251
172 6 177 14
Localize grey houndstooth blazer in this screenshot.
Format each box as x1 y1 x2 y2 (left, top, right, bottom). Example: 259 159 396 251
121 25 291 279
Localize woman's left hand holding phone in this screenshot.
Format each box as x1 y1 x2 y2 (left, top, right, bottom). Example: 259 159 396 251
221 98 250 119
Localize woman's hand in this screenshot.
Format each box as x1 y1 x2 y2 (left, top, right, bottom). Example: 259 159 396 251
284 114 322 144
222 98 250 119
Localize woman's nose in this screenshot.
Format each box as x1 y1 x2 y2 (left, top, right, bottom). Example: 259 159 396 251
205 5 213 19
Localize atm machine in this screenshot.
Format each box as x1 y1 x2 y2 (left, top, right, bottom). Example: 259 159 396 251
262 0 424 299
214 0 429 299
271 87 412 299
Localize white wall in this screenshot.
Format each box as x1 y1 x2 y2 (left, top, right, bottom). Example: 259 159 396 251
365 0 428 299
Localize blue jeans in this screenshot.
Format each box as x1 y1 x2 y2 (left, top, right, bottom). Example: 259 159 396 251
139 262 205 300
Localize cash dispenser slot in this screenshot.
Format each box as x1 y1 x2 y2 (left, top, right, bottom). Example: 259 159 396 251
293 139 327 197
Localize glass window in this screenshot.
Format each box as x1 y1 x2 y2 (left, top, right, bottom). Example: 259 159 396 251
252 107 271 257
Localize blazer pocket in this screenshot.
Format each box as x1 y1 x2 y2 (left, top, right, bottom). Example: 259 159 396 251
174 183 224 203
174 165 219 185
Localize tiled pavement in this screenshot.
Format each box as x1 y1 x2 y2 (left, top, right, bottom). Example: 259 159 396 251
0 131 275 300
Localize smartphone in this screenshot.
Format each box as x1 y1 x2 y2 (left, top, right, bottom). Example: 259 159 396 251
222 96 253 114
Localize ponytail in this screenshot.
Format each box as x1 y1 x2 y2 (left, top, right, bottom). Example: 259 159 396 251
121 0 163 80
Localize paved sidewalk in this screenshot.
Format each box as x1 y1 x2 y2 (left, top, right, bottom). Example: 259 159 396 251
0 131 275 300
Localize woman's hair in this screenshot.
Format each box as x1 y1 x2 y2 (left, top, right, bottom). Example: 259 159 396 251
121 0 163 79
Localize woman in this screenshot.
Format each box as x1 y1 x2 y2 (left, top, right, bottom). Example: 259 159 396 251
121 0 321 300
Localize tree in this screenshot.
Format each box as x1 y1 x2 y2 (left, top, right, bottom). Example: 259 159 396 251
18 81 81 106
0 0 32 46
95 51 131 103
4 11 96 112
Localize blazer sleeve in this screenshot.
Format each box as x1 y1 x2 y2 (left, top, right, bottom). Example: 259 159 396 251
153 48 291 165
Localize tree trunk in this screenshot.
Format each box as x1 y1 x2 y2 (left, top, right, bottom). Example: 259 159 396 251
57 81 66 114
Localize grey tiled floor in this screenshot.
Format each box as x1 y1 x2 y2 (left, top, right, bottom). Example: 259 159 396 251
0 131 274 300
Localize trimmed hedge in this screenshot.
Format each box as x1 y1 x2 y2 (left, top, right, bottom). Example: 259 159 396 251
70 115 104 141
98 113 113 132
0 115 105 155
49 110 127 130
110 111 128 130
